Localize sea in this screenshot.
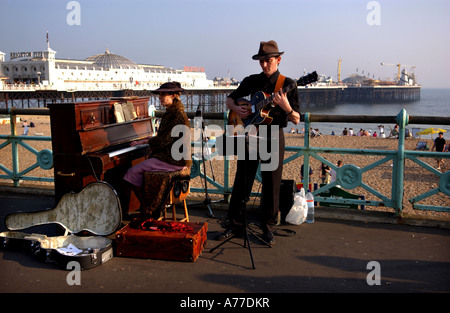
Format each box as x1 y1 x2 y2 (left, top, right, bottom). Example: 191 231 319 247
1 87 447 138
286 88 450 137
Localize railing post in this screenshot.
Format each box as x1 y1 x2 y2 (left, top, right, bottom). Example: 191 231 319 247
303 113 311 188
148 104 156 133
223 111 230 202
394 109 408 216
9 108 20 186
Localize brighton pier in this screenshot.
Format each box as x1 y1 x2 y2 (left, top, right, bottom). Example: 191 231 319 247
0 85 421 112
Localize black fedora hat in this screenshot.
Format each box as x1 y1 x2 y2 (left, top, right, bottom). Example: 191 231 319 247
152 81 184 94
252 40 284 60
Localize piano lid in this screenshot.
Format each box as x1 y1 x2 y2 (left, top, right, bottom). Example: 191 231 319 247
79 117 153 154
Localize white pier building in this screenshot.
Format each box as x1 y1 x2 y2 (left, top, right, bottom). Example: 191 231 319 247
0 45 214 91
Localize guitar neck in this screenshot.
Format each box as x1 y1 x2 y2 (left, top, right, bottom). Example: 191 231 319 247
251 71 318 113
254 83 295 111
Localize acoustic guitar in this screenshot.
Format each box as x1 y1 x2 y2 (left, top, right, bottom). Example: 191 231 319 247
228 71 318 127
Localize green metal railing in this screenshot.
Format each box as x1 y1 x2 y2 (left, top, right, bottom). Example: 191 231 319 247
1 108 449 215
300 110 450 214
0 108 53 186
189 109 450 215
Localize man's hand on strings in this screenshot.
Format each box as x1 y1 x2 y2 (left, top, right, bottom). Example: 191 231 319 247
273 89 289 111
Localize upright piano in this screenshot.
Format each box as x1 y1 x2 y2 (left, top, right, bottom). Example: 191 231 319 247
48 97 154 213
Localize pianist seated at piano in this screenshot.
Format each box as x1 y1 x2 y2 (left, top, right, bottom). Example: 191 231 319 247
123 82 192 217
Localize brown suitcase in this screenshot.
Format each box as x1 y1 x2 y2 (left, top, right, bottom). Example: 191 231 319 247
115 218 207 262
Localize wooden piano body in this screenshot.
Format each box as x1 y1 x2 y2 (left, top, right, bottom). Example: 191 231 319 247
48 97 154 213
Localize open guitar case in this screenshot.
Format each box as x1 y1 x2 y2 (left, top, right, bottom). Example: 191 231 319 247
0 181 122 270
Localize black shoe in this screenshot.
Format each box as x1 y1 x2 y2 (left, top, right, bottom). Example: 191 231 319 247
151 208 163 220
262 231 275 245
215 227 242 241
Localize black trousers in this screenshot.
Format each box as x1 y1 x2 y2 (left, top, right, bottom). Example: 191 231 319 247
227 128 285 234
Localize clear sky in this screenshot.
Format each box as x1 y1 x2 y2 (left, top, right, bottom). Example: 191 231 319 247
1 0 449 88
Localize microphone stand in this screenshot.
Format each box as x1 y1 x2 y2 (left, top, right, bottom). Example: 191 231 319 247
191 104 214 218
209 132 272 270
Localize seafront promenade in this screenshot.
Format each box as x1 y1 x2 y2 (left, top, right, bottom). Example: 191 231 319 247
0 106 449 297
1 187 449 296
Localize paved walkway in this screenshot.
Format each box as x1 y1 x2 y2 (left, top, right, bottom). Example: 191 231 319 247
1 190 449 302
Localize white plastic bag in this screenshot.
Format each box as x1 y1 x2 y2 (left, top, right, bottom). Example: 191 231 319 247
285 188 308 225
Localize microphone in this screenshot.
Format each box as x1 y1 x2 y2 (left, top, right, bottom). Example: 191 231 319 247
194 103 204 131
195 103 202 117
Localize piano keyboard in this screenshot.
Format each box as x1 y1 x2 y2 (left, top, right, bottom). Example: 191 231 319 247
108 144 149 158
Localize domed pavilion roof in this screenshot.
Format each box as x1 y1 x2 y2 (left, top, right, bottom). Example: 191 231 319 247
85 48 138 68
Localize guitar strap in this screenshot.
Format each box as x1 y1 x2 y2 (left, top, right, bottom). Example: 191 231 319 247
274 74 286 93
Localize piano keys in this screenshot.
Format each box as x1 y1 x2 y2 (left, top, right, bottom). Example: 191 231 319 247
48 97 154 214
107 144 149 158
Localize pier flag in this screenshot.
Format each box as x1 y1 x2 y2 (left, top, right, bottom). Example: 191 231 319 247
46 31 50 50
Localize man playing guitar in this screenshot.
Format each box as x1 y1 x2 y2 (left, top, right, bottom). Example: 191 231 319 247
215 40 300 245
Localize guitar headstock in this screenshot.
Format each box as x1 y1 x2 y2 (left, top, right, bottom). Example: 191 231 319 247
297 71 318 87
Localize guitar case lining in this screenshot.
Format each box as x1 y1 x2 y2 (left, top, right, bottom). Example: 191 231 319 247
0 181 121 270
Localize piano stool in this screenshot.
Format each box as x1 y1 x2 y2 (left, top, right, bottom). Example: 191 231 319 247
143 167 191 222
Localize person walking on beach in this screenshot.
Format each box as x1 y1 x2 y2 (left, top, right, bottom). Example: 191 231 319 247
330 160 342 185
431 131 446 170
319 162 330 184
215 40 300 245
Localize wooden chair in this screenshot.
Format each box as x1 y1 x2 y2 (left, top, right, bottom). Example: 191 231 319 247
311 129 324 138
143 167 191 222
415 141 429 151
